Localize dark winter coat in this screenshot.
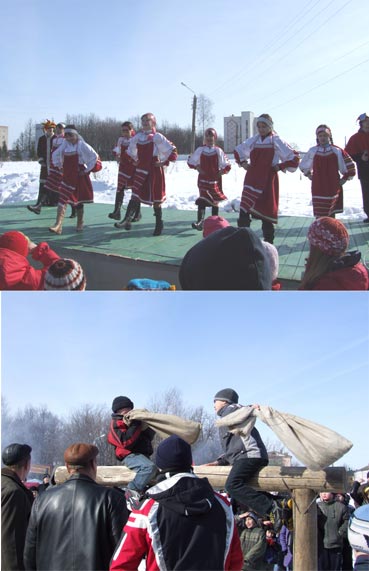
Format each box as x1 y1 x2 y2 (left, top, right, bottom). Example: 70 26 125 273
308 251 369 291
110 472 243 571
216 403 269 465
107 413 155 459
239 525 266 571
318 499 349 550
23 473 129 571
0 243 60 290
1 467 34 571
345 130 369 181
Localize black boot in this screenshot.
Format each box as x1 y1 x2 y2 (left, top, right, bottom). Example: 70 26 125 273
153 206 163 236
211 206 219 216
237 211 251 227
262 220 275 244
115 199 137 230
132 201 142 222
192 206 206 230
69 205 77 218
27 188 47 214
108 190 124 220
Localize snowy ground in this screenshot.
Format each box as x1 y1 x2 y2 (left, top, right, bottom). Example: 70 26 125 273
0 157 365 221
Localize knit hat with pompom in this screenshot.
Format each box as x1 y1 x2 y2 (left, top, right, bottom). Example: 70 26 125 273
307 217 349 256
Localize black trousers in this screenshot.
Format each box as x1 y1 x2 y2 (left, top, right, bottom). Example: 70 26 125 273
225 457 271 515
318 547 343 571
359 178 369 217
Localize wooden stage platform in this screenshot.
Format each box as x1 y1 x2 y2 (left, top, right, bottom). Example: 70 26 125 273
1 202 368 290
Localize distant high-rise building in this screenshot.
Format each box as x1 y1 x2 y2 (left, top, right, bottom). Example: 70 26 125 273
0 126 9 149
223 111 256 153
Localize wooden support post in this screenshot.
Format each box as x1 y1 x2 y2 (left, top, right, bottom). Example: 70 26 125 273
293 488 318 571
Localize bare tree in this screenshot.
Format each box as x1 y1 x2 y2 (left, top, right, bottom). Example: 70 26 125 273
146 388 221 464
63 403 116 466
196 94 215 137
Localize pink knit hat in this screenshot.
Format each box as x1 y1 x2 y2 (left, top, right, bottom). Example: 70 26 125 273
203 216 230 238
0 231 29 257
307 217 349 256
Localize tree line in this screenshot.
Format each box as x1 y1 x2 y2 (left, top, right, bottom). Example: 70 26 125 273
9 95 223 160
1 388 296 476
1 389 221 470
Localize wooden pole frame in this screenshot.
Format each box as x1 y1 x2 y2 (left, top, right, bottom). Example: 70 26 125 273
55 464 348 571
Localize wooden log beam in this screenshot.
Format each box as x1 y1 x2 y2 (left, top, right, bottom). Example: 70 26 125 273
55 465 348 492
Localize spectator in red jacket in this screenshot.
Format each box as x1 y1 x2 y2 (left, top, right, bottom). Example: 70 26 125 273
300 217 368 290
0 231 60 290
110 435 243 571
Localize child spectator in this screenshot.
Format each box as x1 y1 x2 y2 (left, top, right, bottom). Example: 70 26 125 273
345 113 369 223
0 231 60 290
107 396 157 501
187 128 231 231
237 511 266 571
202 215 230 238
279 524 293 571
300 217 369 290
264 528 282 570
179 226 272 290
43 258 86 291
234 113 299 243
300 124 356 218
110 122 141 225
317 492 349 571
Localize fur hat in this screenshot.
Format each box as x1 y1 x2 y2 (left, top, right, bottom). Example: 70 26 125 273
64 443 99 466
112 396 134 412
155 435 192 472
307 217 349 256
203 216 230 238
214 388 239 404
42 119 56 130
348 505 369 554
2 443 32 466
44 259 86 290
179 226 272 290
0 231 29 257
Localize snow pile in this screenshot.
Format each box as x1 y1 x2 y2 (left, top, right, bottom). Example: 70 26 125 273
0 159 365 221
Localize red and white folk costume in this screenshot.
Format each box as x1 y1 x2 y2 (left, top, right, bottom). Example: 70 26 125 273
44 133 65 196
127 130 177 206
52 137 98 206
300 144 356 217
113 136 136 192
234 125 299 226
188 142 231 206
49 127 99 235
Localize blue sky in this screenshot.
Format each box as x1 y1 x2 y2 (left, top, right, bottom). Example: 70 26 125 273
1 0 368 150
2 292 368 470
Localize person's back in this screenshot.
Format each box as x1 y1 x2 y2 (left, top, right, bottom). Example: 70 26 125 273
24 444 129 571
1 443 34 571
110 435 243 571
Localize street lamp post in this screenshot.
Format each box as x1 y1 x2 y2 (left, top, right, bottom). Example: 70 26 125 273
181 82 197 153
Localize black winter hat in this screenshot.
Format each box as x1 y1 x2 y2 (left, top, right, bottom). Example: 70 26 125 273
155 435 193 472
2 443 32 466
112 396 134 413
179 226 272 290
214 388 239 404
